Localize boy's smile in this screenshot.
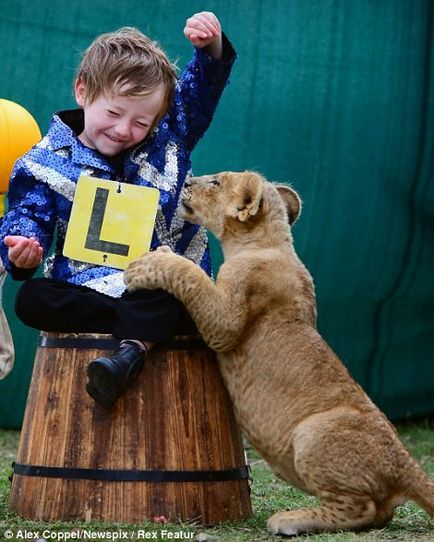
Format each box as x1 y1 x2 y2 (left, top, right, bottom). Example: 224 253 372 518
75 79 165 157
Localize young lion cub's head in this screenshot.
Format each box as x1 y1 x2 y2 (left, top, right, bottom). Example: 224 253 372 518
180 171 301 239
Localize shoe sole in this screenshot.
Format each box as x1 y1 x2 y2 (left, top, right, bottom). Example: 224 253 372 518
87 361 121 409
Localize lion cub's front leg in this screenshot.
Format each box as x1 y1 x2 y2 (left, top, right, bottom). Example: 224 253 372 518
124 247 246 351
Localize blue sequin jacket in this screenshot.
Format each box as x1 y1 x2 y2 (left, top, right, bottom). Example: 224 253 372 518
0 37 236 298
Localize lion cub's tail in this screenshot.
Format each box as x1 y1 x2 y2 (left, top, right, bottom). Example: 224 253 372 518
406 466 434 516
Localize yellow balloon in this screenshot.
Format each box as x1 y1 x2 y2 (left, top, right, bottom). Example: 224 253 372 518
0 99 41 194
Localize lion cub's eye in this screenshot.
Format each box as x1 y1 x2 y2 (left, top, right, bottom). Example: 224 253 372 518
209 178 220 187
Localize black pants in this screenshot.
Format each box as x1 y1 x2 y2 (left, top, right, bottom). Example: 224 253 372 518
15 278 196 342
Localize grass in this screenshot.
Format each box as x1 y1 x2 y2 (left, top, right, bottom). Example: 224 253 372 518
1 421 434 541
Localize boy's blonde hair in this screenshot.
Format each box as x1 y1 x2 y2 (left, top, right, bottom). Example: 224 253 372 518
76 27 177 125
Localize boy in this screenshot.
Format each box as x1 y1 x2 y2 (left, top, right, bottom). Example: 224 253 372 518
0 12 236 407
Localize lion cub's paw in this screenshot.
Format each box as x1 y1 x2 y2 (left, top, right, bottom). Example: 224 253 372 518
267 511 305 537
124 251 169 291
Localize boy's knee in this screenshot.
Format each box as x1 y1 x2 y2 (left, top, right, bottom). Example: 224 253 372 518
15 278 56 330
15 280 39 327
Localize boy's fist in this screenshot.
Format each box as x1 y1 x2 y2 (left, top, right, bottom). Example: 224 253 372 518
184 12 222 57
4 235 43 269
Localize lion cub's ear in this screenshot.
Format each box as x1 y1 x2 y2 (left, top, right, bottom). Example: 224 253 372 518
275 185 302 225
231 172 264 222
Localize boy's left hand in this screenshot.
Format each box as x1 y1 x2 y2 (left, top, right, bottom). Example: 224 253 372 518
184 12 222 58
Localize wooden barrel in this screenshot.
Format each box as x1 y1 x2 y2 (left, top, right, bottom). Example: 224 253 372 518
9 332 252 524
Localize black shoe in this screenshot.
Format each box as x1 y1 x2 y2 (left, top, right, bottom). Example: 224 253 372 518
86 342 145 408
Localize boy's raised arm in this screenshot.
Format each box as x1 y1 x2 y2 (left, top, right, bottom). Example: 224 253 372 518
173 11 236 152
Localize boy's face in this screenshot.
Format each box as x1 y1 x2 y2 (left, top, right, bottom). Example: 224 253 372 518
75 78 165 156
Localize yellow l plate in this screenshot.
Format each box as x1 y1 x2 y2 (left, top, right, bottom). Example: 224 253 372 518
63 176 159 270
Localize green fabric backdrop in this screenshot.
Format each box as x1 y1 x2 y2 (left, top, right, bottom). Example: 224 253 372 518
0 0 433 427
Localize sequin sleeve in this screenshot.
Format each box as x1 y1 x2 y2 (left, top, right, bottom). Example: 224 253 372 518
0 160 56 277
172 33 237 152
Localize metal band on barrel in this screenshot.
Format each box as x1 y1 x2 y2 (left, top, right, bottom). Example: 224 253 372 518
38 335 206 351
13 462 250 483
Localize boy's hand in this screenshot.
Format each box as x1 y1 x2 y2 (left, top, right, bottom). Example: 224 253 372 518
4 235 43 269
184 12 223 59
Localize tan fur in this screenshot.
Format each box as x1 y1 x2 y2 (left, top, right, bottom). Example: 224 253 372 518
124 171 434 536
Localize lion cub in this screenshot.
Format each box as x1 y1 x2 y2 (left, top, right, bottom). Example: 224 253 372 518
125 171 434 535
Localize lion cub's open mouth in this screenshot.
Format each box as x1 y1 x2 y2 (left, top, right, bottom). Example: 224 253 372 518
181 199 194 214
181 187 194 215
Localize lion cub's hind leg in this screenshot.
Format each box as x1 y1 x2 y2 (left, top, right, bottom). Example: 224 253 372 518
267 497 378 536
